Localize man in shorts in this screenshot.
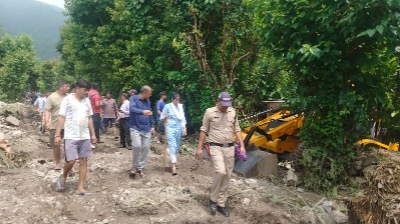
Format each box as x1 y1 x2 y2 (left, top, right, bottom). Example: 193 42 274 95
102 92 118 139
52 80 97 195
45 80 69 170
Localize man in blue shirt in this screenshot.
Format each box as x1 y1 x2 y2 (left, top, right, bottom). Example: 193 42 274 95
156 92 167 144
129 85 154 178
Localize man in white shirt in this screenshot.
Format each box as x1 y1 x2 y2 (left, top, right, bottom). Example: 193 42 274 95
117 93 131 150
52 80 97 195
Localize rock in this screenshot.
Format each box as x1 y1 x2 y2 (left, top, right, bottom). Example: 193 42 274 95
353 160 363 171
90 163 103 173
0 132 5 142
12 130 23 138
322 201 333 213
332 200 347 212
181 145 187 150
286 170 298 186
55 201 63 211
242 198 251 206
245 178 259 188
330 210 348 224
296 187 305 193
5 116 20 127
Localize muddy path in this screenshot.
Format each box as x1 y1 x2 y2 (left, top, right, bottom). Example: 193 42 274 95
0 103 327 224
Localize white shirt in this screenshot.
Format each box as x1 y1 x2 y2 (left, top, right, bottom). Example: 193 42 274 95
119 99 130 118
59 94 93 140
34 97 47 114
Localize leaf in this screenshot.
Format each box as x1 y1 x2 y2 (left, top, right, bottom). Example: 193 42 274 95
357 28 376 38
367 29 376 37
375 25 384 34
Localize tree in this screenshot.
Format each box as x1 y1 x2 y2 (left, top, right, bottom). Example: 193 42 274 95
0 34 37 102
58 0 281 129
263 0 400 193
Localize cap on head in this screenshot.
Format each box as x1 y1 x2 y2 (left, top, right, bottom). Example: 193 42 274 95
218 92 232 107
130 89 138 95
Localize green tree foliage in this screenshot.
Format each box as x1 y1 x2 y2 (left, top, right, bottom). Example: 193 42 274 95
58 0 280 129
0 34 37 102
262 0 400 193
36 59 75 92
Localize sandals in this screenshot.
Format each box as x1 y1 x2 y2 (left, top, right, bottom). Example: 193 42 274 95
138 170 146 178
52 175 65 192
129 169 136 179
172 166 177 176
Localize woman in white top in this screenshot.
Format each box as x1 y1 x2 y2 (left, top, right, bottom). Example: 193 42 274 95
160 93 187 175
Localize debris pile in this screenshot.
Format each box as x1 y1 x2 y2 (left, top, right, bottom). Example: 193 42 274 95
348 157 400 224
0 101 32 168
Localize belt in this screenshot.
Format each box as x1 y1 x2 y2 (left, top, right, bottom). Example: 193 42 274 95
209 142 234 147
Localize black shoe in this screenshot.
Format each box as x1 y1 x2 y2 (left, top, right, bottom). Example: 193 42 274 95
118 145 126 148
217 206 230 217
209 200 217 215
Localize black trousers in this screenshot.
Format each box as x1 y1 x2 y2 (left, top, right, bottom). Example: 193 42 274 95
92 113 101 141
119 118 131 146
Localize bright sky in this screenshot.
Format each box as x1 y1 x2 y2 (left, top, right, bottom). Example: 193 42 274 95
35 0 65 9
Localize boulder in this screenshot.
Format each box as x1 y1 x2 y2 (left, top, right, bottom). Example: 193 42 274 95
242 198 251 206
0 132 5 142
12 130 23 138
90 163 104 173
5 116 20 127
286 170 299 187
330 210 348 224
322 201 333 213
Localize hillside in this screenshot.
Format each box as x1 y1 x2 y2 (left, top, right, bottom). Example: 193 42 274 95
0 0 66 60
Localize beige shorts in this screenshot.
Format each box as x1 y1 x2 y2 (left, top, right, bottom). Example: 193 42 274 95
49 129 64 147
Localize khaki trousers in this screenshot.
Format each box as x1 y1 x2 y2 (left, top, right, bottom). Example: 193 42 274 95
210 145 235 207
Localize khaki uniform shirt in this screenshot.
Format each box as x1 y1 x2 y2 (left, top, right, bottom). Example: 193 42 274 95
200 106 240 144
45 92 64 129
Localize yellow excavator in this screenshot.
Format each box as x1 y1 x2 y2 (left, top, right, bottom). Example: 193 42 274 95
240 106 399 154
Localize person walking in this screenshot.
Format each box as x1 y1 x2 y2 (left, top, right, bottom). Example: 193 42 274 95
160 93 187 175
129 89 137 101
156 92 167 144
195 92 246 217
117 93 131 149
52 80 96 195
89 83 102 143
129 85 155 178
100 94 105 134
102 92 118 139
44 80 69 170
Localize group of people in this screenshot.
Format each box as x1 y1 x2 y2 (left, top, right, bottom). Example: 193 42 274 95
35 79 245 217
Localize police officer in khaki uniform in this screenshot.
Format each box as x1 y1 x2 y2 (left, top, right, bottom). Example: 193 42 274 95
196 92 246 217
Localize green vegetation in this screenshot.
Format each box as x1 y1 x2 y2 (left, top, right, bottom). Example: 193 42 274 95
1 0 399 193
57 0 280 129
0 34 37 102
0 0 65 60
263 0 400 193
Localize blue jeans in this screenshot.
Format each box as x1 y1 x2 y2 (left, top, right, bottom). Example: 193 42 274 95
130 128 151 171
100 117 104 133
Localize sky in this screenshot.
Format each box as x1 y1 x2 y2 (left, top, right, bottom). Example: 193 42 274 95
35 0 64 9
